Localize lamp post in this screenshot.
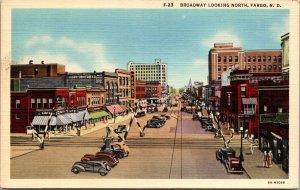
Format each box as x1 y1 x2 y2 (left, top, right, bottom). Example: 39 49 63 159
113 106 116 124
239 117 245 167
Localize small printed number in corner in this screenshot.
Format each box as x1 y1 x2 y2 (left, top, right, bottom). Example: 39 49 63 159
163 3 174 7
268 181 285 185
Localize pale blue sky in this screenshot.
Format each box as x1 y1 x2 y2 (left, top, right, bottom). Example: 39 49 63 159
12 9 289 88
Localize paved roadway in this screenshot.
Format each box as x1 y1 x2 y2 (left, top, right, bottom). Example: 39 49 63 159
11 107 249 179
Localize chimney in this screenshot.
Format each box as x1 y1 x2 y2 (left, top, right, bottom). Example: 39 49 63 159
41 60 44 64
29 60 33 64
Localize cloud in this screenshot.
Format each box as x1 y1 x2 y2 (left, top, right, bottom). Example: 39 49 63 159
17 50 84 72
201 32 241 49
18 36 116 73
25 35 53 48
269 16 289 43
58 36 116 72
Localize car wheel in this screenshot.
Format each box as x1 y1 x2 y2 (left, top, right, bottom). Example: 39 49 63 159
99 171 107 176
118 153 124 159
72 167 80 174
216 152 219 160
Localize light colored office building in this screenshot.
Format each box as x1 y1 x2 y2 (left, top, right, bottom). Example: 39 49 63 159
128 59 168 96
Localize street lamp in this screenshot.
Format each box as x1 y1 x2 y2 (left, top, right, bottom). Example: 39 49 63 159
113 106 116 124
239 120 245 167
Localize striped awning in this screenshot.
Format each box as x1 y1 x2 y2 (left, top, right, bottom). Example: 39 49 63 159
106 105 124 114
57 114 72 126
78 110 91 121
90 111 109 119
49 116 57 126
31 116 50 126
242 98 257 104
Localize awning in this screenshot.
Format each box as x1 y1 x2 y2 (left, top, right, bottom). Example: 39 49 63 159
49 116 57 126
90 111 109 119
106 105 124 114
31 116 49 126
242 98 257 104
78 110 91 121
120 105 130 111
69 112 82 123
57 114 72 126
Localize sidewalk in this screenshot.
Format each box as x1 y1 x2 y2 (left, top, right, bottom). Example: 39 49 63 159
11 114 132 158
242 145 288 179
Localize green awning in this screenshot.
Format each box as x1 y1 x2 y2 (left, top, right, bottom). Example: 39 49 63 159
90 111 109 119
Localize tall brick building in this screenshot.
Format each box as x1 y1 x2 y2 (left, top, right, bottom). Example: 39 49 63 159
208 43 282 84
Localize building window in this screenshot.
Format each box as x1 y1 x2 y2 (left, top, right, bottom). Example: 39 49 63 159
31 98 36 108
16 99 20 109
229 56 232 62
223 66 227 71
268 65 272 70
258 65 261 71
273 56 277 62
227 93 231 106
278 65 282 70
273 65 277 70
43 98 47 108
241 86 246 97
102 97 104 104
268 56 271 62
15 114 21 120
223 56 227 63
37 98 41 108
49 98 53 108
218 66 221 71
263 65 266 71
244 104 256 115
278 56 282 62
247 56 251 62
257 56 261 62
235 56 238 62
253 66 256 71
248 66 251 70
218 56 221 63
263 56 266 62
218 75 221 80
34 68 38 75
252 56 256 62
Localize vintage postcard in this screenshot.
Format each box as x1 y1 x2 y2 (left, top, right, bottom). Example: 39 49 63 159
0 0 299 188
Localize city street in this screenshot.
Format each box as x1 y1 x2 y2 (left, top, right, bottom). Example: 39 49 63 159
11 106 249 179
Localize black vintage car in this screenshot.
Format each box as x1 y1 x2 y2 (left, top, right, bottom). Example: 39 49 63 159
145 122 161 128
192 114 199 120
71 160 109 176
216 147 236 163
136 111 146 118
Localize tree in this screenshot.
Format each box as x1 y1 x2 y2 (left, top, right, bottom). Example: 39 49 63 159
169 86 177 95
178 88 184 94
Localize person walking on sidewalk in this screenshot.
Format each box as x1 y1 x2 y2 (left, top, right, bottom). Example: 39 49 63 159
268 150 273 168
263 151 268 167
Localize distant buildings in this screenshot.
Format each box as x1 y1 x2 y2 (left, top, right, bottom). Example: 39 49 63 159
128 59 168 96
208 43 282 84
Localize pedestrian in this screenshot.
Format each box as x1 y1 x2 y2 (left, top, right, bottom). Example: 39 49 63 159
263 151 268 167
268 151 273 168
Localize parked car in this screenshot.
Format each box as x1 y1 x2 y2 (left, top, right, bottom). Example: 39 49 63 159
192 114 199 120
99 144 128 158
114 124 127 133
150 118 165 126
216 147 236 163
181 107 187 112
226 157 243 173
71 160 109 176
81 154 118 168
145 120 162 128
136 111 146 118
152 115 166 123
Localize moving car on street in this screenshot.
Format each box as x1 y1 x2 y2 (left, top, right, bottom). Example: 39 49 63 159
71 160 109 176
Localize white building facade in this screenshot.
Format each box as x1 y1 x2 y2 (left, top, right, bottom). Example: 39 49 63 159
128 59 168 96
